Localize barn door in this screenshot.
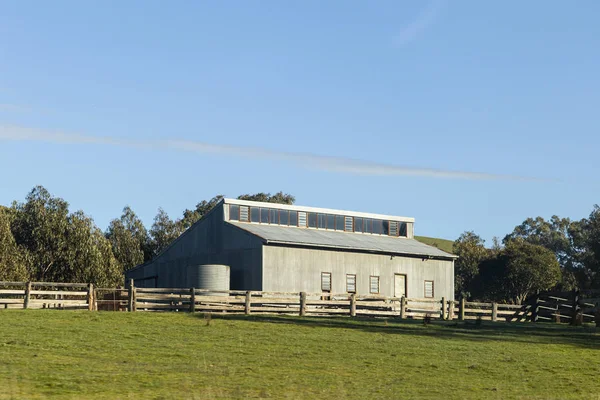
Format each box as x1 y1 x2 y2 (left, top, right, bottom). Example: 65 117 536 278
394 274 406 298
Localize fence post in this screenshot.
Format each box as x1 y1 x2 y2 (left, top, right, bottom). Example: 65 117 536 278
299 292 307 317
459 298 465 321
400 296 406 319
532 295 540 322
87 283 94 311
441 297 446 320
24 281 32 309
93 287 98 311
245 291 251 315
492 302 498 322
189 288 196 313
350 293 356 317
128 279 135 312
570 290 580 326
448 300 455 321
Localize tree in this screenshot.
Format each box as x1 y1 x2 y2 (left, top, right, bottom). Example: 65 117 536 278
452 231 488 298
10 186 70 281
470 254 506 302
65 211 122 287
501 240 562 304
178 195 224 231
570 205 600 289
237 192 295 205
504 216 578 290
106 206 151 271
177 192 296 231
0 208 29 281
150 208 182 257
7 186 122 286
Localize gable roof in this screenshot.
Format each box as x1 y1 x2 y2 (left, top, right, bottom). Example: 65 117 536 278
227 221 457 260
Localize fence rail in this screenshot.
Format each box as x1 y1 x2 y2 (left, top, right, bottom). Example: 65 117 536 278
1 281 598 325
0 281 93 310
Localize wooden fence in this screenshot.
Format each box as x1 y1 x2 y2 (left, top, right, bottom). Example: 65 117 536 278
529 292 597 324
0 281 93 310
1 281 598 326
131 287 443 318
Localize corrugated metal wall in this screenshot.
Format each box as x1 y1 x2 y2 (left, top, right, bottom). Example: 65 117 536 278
125 203 264 290
262 245 454 299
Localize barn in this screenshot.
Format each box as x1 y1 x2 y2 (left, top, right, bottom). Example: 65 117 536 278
126 198 457 299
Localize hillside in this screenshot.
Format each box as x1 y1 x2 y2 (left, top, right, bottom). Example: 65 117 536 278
0 312 598 399
415 235 455 254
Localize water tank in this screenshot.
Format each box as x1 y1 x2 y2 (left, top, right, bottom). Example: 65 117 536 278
187 264 230 296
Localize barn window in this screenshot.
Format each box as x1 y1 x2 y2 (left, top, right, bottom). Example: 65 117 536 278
399 223 408 237
321 272 332 292
344 216 353 232
372 219 383 235
229 205 239 221
269 209 278 224
336 215 345 231
388 221 399 236
290 211 298 227
346 274 356 293
318 213 326 229
308 213 317 228
424 281 434 298
370 276 380 294
364 219 373 234
239 206 249 222
327 214 335 230
250 207 260 223
298 212 307 227
279 210 289 226
260 208 269 223
354 217 363 233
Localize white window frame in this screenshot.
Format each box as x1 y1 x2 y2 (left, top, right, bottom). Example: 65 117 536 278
344 216 353 232
424 280 434 298
369 276 380 294
298 211 307 227
239 206 250 222
321 272 332 292
346 274 357 294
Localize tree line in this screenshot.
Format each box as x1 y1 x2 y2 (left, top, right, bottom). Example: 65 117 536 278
1 185 599 303
0 186 294 287
453 208 600 303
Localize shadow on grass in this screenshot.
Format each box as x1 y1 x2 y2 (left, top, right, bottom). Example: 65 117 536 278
194 313 600 350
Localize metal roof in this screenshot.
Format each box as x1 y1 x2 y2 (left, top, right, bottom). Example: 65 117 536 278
223 198 415 223
227 221 457 259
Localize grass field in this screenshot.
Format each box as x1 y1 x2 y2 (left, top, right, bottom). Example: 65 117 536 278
0 311 598 399
415 236 455 254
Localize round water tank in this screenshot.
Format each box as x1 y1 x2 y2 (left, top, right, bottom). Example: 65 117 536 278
187 264 230 296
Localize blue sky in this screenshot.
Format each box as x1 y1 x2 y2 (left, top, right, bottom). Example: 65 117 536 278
1 1 599 244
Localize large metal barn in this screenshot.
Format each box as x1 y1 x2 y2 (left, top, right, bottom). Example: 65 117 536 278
126 198 457 299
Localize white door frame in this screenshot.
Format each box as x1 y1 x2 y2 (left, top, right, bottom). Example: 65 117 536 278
394 273 407 298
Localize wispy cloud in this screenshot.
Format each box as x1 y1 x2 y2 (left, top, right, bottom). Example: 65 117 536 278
0 125 548 181
394 0 446 47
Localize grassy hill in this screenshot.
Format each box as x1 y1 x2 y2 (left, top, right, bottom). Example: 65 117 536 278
0 311 598 399
415 235 455 254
